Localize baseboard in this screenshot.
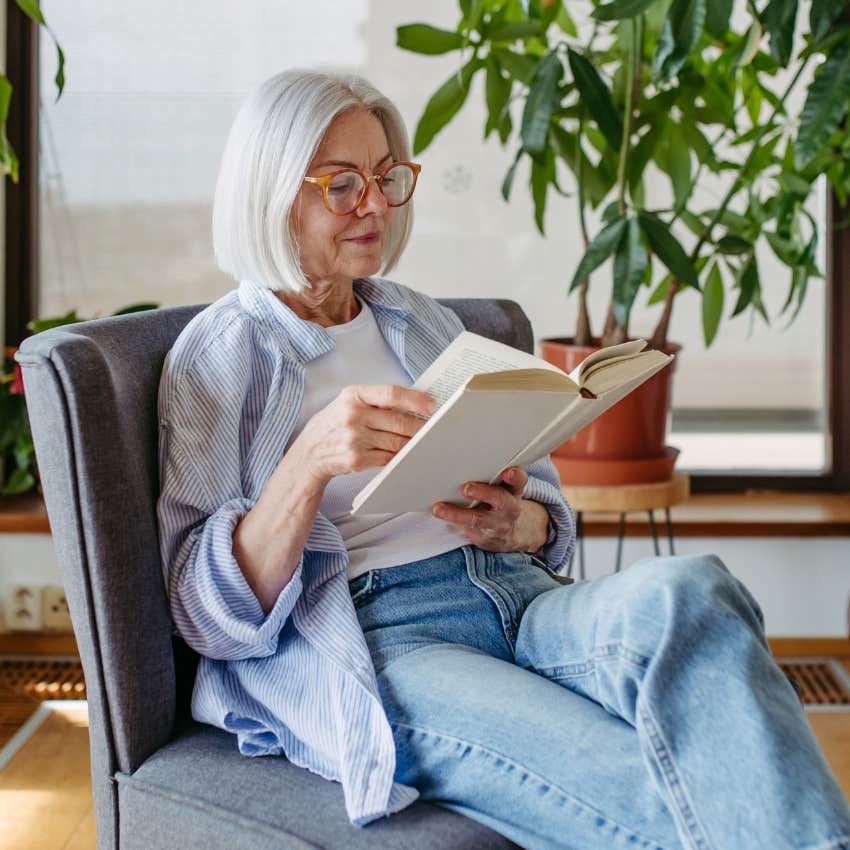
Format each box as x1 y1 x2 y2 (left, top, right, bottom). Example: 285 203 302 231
0 633 78 656
768 637 850 658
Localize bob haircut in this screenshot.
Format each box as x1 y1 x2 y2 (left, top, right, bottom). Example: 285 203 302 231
212 70 414 293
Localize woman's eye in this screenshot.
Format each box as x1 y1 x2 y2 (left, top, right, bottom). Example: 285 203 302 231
329 178 357 194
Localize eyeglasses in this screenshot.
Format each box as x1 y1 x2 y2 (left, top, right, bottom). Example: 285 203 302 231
303 161 421 216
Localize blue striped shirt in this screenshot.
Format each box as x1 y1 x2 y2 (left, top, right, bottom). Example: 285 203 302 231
156 277 576 825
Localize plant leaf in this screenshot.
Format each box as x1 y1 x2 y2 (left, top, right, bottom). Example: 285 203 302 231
762 0 798 66
530 149 554 234
653 0 707 82
413 56 481 155
568 217 627 293
14 0 46 25
702 262 724 346
731 257 760 316
485 54 513 142
110 302 159 316
638 211 700 289
1 467 36 496
717 234 753 254
520 51 563 154
796 41 850 168
501 149 523 201
396 23 465 55
486 20 545 41
567 48 623 150
613 217 648 326
705 0 733 37
593 0 658 22
810 0 847 46
26 310 82 333
493 49 538 85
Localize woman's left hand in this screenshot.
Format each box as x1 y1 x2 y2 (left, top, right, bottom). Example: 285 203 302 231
431 466 549 554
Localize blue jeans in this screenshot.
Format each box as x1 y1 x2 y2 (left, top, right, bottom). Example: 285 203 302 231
349 547 850 850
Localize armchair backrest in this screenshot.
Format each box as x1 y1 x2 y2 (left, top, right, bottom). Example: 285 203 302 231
16 295 532 849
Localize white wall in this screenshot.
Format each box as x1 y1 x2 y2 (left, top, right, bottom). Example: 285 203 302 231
1 531 847 637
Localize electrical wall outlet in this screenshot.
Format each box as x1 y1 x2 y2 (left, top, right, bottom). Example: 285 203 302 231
42 585 73 632
4 584 43 631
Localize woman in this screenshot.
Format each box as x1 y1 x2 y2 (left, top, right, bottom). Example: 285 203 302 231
158 70 850 850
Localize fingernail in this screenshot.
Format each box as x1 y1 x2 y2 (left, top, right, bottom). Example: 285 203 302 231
506 469 515 481
433 505 445 518
463 484 473 497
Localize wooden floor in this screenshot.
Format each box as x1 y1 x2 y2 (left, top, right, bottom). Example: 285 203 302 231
1 670 850 850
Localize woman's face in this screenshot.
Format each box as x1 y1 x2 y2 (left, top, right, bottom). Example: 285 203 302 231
294 109 396 289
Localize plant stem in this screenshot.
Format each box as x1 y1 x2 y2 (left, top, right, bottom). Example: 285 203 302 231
616 20 638 215
575 115 593 346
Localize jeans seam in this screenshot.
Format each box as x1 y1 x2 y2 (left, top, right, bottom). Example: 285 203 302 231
391 720 676 850
525 642 651 681
638 704 712 850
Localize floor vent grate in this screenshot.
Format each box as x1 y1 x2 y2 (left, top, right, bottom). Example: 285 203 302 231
0 657 85 750
777 659 850 709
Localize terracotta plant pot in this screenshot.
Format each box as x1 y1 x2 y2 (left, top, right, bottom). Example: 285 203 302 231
539 337 681 485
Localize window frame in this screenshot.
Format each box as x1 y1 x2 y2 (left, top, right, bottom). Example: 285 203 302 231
4 11 849 493
4 3 39 348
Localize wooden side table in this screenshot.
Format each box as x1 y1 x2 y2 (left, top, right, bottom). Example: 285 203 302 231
561 473 691 579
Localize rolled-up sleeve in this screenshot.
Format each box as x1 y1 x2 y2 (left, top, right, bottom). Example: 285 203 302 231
522 455 576 575
157 366 303 661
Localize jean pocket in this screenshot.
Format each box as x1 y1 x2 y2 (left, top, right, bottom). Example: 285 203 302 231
348 571 377 606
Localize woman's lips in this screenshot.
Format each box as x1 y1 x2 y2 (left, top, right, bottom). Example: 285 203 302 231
345 232 380 244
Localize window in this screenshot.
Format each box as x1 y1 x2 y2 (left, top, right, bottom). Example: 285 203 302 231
6 0 850 491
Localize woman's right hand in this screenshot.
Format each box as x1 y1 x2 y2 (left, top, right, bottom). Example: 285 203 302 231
294 384 437 483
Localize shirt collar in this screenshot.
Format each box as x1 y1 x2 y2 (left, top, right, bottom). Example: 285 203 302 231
237 277 411 364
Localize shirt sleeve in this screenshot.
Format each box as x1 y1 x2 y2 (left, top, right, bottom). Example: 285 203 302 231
521 455 576 576
157 364 302 662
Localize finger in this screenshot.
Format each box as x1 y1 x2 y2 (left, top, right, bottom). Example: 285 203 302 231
500 466 528 496
352 384 437 417
432 501 507 534
366 406 431 439
459 481 517 515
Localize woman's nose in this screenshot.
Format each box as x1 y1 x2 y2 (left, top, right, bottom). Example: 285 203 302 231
356 178 388 216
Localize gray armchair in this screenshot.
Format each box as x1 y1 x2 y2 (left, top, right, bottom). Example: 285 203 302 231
16 298 532 850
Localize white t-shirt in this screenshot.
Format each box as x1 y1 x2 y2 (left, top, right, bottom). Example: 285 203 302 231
286 297 468 579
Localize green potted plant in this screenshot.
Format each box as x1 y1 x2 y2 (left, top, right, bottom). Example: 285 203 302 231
2 0 64 182
397 0 850 483
1 305 157 496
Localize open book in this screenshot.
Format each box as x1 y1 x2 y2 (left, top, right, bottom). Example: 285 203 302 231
350 331 674 515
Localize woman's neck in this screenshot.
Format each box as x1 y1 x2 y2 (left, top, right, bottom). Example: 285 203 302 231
276 280 360 327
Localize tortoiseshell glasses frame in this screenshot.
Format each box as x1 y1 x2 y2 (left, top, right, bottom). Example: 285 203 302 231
303 161 421 216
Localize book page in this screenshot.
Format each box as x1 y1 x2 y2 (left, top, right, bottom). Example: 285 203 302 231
584 349 672 397
574 338 647 384
413 331 563 408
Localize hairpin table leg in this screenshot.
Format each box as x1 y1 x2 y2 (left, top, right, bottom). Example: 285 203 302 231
614 513 626 572
648 510 661 556
665 507 676 555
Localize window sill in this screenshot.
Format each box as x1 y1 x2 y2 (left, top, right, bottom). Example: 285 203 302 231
568 490 850 537
0 494 50 534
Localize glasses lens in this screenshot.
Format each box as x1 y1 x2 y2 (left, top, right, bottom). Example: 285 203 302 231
326 170 366 214
380 164 416 206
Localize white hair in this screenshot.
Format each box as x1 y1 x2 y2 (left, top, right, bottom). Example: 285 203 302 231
212 69 414 292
